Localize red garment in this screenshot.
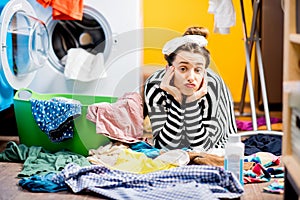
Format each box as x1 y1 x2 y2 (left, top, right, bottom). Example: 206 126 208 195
86 92 144 143
36 0 84 20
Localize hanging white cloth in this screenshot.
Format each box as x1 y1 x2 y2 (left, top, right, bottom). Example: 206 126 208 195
208 0 236 34
64 48 107 82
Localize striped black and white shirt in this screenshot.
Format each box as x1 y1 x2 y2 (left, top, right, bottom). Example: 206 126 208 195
144 68 237 151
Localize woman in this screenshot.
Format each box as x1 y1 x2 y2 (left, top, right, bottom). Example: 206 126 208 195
144 27 237 151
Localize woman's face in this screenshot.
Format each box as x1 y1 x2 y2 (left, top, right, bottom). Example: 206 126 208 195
172 51 206 96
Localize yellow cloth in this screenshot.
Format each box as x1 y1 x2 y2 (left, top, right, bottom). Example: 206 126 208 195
88 145 176 174
110 149 176 174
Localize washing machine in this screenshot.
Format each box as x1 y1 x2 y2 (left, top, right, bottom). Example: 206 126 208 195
0 0 143 97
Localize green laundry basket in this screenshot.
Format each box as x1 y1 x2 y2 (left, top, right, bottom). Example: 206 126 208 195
13 88 117 156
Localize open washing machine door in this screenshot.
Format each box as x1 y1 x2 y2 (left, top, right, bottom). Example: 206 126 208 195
0 0 49 89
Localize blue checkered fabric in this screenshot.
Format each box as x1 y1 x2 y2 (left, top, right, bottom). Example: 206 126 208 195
54 163 244 199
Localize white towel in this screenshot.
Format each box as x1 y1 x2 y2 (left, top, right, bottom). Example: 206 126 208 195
208 0 236 34
64 48 107 82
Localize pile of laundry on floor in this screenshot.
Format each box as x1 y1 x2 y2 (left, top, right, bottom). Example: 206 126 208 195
0 141 245 200
0 133 284 199
0 92 284 199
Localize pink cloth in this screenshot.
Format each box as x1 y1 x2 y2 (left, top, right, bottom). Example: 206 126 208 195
86 92 143 143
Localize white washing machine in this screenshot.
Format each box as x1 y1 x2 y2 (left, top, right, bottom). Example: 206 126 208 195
0 0 143 97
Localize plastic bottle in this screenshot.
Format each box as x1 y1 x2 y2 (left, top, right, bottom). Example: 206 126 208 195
224 134 245 186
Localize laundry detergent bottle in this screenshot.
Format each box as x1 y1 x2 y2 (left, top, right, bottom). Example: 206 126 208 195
224 134 245 186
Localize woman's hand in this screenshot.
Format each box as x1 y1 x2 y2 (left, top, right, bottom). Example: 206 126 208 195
160 66 182 103
186 71 207 103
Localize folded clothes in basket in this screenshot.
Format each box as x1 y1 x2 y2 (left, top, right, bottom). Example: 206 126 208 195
30 97 82 142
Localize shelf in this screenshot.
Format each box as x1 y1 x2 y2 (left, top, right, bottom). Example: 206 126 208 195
289 34 300 44
283 0 300 198
283 155 300 190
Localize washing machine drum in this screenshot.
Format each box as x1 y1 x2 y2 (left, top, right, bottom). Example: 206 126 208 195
52 14 106 61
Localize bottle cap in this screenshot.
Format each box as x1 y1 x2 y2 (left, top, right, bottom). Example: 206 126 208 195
228 134 241 143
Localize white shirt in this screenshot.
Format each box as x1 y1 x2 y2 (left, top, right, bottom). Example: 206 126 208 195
208 0 236 34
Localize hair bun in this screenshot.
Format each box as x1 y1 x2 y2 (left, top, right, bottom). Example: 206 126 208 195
183 27 209 38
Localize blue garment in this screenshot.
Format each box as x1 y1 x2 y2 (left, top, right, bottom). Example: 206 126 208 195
30 98 81 142
19 172 68 193
54 163 244 200
0 0 14 112
0 72 13 111
242 134 282 156
129 141 161 158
